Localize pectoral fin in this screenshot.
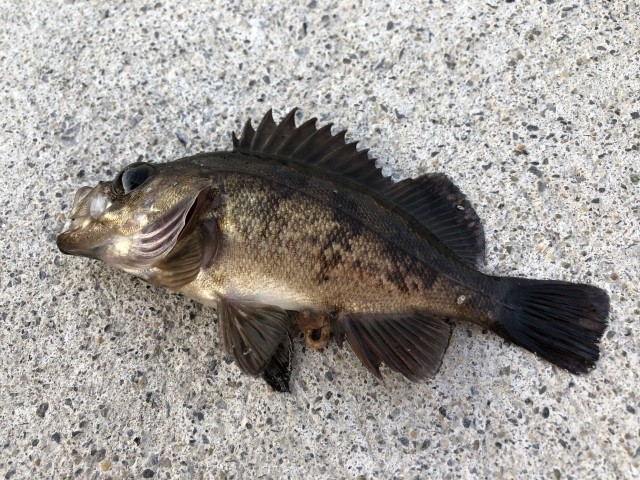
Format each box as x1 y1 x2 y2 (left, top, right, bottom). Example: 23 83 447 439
218 298 290 377
153 220 218 290
334 313 452 381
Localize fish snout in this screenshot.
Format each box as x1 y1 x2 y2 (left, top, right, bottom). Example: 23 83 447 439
56 225 94 256
56 220 111 259
56 230 75 255
57 182 114 257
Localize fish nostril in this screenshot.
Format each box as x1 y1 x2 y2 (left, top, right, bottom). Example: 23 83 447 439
89 195 111 218
73 186 93 207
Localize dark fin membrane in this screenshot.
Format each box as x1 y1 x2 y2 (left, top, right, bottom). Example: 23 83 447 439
333 313 452 381
384 174 485 265
153 221 217 290
232 108 485 266
493 278 610 374
261 333 292 393
217 298 290 376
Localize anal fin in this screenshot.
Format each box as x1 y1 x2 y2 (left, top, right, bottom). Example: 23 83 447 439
334 313 452 381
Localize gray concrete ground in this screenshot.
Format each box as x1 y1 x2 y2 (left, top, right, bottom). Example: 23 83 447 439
1 0 639 478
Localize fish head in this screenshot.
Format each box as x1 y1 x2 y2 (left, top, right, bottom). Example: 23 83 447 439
57 161 213 274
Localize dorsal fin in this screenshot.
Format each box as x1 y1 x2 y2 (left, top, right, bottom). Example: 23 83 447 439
232 108 485 266
384 174 485 265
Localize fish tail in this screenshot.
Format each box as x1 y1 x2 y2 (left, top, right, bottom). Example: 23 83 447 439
491 277 609 374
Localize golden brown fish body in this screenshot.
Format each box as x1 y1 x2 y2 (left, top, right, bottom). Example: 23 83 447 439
181 156 485 316
57 109 609 391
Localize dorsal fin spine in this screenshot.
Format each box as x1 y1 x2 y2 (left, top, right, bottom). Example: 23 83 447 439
291 123 333 159
360 168 384 185
252 108 276 150
307 129 348 164
275 118 317 156
317 141 359 169
336 154 369 176
262 107 298 152
240 119 255 149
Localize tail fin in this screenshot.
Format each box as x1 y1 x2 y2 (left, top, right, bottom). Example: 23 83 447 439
492 278 609 374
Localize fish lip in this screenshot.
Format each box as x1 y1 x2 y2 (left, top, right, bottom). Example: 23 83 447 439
56 223 104 257
56 222 85 255
56 231 86 256
56 231 74 255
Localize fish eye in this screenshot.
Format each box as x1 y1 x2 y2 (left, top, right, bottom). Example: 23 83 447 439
112 162 156 195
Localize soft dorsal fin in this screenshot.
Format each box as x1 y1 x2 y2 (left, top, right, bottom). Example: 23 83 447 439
383 174 485 266
232 108 485 266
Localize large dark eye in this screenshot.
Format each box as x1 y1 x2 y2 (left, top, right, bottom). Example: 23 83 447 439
112 162 156 195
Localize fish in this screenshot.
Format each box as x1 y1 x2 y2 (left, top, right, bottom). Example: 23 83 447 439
57 108 610 392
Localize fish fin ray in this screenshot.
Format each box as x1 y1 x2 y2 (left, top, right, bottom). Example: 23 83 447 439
492 278 609 374
383 174 485 266
261 333 293 392
129 196 195 266
218 298 290 376
251 108 279 151
232 109 484 266
153 221 217 290
262 107 298 153
232 118 255 150
290 123 335 160
341 317 383 379
276 117 318 156
338 313 452 381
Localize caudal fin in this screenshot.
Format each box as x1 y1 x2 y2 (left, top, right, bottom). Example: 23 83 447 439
493 278 609 374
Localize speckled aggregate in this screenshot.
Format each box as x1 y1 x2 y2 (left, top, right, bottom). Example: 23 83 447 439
0 1 639 479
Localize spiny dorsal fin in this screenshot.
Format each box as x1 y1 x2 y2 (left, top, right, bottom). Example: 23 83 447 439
232 108 485 266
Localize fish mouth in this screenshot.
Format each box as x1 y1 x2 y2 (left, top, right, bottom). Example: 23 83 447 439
56 220 111 257
57 183 114 257
56 229 77 255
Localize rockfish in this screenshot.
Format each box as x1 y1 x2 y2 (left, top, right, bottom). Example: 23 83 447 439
57 109 609 392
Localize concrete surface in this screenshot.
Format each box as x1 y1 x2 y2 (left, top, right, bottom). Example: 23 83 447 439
1 0 639 478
